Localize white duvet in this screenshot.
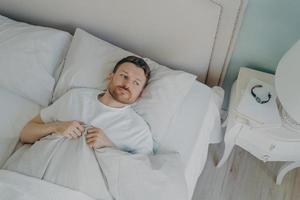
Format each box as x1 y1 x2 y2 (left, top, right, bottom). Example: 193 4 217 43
0 170 94 200
2 128 188 200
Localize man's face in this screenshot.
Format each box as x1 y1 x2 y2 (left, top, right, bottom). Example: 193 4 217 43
107 62 147 104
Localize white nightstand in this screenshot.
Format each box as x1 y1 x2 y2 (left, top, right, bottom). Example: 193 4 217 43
217 67 300 184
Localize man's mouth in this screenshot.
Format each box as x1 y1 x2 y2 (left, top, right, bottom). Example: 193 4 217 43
117 86 130 94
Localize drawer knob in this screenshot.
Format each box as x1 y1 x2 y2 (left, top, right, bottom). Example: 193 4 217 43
269 144 276 151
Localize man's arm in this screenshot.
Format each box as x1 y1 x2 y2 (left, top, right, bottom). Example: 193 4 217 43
20 115 85 144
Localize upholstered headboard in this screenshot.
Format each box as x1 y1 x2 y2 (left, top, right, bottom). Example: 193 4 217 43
0 0 247 86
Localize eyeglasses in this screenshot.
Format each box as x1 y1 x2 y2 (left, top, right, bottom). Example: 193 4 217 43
251 84 272 104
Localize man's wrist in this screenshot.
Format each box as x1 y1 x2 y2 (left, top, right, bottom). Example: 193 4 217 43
48 122 60 134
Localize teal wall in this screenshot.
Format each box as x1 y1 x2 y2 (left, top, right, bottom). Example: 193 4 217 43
222 0 300 109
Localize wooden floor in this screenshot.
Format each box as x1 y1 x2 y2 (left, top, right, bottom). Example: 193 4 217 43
192 144 300 200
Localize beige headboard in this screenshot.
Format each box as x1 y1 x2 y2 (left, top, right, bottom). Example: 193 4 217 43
0 0 247 86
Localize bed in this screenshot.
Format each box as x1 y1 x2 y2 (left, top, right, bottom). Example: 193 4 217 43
0 82 222 200
0 0 247 199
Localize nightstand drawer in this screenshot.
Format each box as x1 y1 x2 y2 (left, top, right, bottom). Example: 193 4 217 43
237 127 300 161
268 141 300 161
237 127 275 161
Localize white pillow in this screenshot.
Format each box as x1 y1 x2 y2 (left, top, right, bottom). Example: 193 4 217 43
53 28 196 145
0 88 40 167
0 15 72 106
52 28 133 99
132 59 196 144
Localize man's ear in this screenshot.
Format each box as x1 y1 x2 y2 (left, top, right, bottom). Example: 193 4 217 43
107 72 114 81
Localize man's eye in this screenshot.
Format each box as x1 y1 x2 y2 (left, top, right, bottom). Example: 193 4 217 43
120 74 127 79
134 81 140 86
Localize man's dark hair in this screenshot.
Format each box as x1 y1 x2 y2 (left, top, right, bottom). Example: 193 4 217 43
113 56 151 86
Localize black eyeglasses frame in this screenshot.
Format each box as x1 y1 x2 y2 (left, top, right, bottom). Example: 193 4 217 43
250 84 272 104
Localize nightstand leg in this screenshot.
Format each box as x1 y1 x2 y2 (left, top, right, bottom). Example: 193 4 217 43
217 143 234 168
217 123 243 168
276 161 300 184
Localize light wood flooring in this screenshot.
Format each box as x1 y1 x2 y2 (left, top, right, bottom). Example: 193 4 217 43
192 144 300 200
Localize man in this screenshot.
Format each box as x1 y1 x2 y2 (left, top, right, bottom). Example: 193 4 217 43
20 56 153 154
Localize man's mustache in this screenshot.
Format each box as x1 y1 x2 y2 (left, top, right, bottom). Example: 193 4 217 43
117 86 131 94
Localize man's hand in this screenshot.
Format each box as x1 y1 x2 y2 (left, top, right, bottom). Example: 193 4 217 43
55 120 85 139
86 127 114 149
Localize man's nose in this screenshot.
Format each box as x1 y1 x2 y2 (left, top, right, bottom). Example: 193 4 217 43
122 79 130 88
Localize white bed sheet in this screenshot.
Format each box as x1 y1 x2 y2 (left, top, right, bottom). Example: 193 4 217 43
158 81 223 199
0 88 40 167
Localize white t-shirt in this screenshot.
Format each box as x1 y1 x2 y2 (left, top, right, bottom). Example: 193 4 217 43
40 88 153 154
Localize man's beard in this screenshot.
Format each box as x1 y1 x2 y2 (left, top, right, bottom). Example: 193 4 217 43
108 85 133 104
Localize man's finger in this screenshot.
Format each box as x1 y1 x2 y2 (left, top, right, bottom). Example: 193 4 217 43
87 127 98 132
69 131 78 138
86 137 97 144
76 125 85 132
72 121 84 132
86 133 99 138
87 129 100 134
72 128 82 136
87 140 96 148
